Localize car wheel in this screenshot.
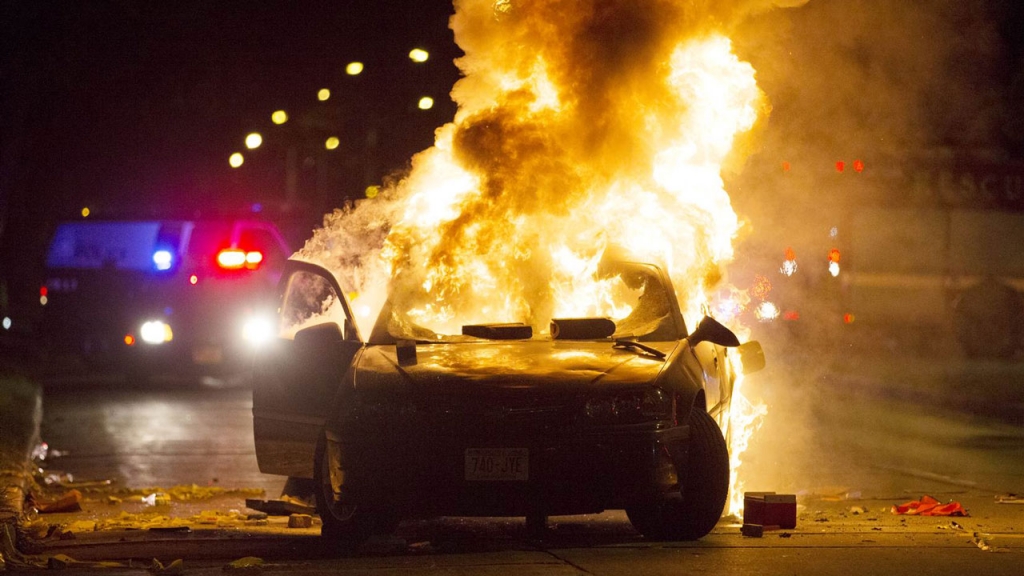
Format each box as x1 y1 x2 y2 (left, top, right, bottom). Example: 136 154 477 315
626 408 729 540
314 436 398 547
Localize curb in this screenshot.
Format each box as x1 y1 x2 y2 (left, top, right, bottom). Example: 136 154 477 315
0 374 43 526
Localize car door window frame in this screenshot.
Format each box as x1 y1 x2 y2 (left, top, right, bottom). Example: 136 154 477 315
278 261 362 343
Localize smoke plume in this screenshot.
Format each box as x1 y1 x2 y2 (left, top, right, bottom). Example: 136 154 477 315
299 1 808 336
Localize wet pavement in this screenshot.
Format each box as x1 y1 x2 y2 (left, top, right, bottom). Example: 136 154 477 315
37 376 285 496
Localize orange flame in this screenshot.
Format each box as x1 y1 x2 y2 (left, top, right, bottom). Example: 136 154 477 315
300 0 780 517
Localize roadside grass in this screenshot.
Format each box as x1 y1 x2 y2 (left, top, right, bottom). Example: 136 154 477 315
0 371 41 465
0 370 41 521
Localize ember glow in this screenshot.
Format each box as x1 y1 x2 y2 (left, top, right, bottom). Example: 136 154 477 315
299 0 794 516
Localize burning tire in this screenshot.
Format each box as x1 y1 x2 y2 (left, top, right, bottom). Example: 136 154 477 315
626 408 729 540
953 280 1023 359
314 437 398 546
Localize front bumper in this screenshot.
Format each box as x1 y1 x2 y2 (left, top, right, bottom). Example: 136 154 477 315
332 423 690 517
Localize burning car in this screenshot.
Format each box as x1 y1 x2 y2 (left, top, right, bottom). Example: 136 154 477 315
252 257 764 542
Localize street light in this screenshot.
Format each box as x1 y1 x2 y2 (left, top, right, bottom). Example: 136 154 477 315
245 133 263 149
317 88 331 101
229 152 244 168
418 96 435 110
409 48 429 63
346 62 364 75
271 110 288 124
325 137 340 150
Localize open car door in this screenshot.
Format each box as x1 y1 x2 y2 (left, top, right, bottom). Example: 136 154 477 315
252 260 363 479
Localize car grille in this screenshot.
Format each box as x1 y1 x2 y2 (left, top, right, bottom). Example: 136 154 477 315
425 391 577 438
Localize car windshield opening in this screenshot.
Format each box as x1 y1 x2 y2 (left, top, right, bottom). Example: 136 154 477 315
378 262 677 343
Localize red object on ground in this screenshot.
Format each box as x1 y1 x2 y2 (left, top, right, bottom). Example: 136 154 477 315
35 489 83 514
891 495 967 516
744 492 797 529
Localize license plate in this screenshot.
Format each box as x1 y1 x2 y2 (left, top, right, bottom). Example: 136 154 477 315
192 345 223 365
465 448 529 481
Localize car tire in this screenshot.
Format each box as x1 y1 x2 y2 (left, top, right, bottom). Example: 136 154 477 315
626 408 729 540
314 436 398 547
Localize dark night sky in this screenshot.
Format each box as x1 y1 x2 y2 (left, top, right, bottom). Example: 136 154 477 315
3 0 463 203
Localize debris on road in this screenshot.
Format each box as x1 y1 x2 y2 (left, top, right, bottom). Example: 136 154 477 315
245 497 315 516
30 441 49 461
47 553 126 570
995 493 1024 504
62 479 114 489
67 520 97 533
891 495 967 516
148 558 185 574
23 519 54 539
743 492 797 529
740 523 764 537
42 472 75 486
34 489 83 514
137 484 264 502
224 556 264 571
972 532 1003 553
407 540 435 552
287 514 313 529
849 506 866 515
142 492 171 507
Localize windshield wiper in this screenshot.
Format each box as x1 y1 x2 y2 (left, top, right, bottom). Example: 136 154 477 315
613 339 667 360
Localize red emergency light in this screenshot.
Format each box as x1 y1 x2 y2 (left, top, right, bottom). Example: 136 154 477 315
217 249 264 270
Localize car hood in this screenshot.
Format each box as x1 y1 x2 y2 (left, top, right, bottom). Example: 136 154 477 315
354 340 678 392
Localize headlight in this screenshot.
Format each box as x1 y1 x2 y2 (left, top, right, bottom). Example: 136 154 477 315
583 388 671 423
140 320 173 344
242 316 275 346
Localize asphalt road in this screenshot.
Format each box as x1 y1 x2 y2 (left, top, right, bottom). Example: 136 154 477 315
38 375 286 497
29 360 1024 575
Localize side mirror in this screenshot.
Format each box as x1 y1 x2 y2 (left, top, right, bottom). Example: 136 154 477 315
736 341 766 373
687 316 740 348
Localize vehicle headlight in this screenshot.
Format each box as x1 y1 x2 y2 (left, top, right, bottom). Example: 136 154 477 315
242 316 275 347
140 320 173 344
583 388 671 423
